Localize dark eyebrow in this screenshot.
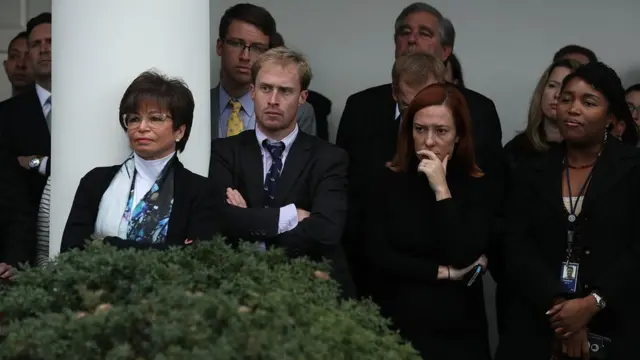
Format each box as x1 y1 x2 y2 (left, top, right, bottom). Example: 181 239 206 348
228 37 268 47
277 85 294 92
583 93 602 102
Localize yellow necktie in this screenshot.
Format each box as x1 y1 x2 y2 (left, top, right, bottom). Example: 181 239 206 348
226 99 244 137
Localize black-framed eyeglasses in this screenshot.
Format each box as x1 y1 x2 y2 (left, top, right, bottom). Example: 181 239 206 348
628 103 640 115
122 112 172 129
223 38 268 55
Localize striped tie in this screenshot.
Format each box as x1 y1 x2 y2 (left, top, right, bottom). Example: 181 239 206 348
262 140 285 208
45 96 52 131
226 99 243 137
35 177 51 266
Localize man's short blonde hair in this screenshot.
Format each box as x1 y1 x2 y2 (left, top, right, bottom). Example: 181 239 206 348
392 52 446 89
251 47 313 91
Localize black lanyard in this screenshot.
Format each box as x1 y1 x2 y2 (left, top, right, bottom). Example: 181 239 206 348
564 160 595 262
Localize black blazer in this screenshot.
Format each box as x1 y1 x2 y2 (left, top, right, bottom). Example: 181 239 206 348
0 143 36 266
496 140 640 360
0 86 50 209
209 130 355 298
60 159 219 252
362 165 500 358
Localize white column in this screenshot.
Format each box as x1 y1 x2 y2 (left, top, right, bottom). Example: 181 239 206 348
49 0 211 258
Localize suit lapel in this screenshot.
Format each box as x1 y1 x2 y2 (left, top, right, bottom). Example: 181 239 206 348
210 85 220 140
274 132 312 204
166 160 187 246
529 146 566 217
240 132 267 207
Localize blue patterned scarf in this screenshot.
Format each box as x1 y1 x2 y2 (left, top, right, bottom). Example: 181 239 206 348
122 155 176 244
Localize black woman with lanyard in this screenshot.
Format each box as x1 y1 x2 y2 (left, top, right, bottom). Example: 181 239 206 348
495 62 640 360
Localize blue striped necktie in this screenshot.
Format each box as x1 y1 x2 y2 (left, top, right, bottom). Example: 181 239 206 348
262 140 285 208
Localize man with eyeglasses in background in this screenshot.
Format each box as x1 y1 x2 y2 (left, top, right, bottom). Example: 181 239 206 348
210 3 316 141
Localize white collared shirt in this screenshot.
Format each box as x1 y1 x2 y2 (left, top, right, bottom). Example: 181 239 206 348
35 84 51 117
35 84 51 174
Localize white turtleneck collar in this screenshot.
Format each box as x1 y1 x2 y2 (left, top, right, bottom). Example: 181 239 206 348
134 151 175 179
132 151 175 208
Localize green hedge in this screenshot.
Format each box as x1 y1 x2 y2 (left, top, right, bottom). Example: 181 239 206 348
0 238 419 359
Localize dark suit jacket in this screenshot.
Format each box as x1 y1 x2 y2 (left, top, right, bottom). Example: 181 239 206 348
495 140 640 360
0 142 36 266
209 130 355 298
60 159 219 252
0 86 50 209
363 164 499 358
307 90 332 141
336 83 504 296
336 83 503 177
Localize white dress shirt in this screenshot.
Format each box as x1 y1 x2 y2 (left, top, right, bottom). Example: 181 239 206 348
255 125 300 235
35 84 51 175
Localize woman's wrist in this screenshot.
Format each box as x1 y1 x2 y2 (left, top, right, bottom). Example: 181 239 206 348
434 186 451 201
437 266 450 280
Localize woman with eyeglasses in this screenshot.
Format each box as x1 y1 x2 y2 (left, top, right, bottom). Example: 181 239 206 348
60 70 218 252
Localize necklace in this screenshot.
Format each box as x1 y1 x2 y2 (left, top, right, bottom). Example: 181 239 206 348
566 161 596 170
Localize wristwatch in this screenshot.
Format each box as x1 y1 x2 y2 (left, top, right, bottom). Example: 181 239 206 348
590 291 607 310
28 157 42 170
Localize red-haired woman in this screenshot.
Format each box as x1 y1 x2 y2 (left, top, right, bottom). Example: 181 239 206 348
362 83 502 359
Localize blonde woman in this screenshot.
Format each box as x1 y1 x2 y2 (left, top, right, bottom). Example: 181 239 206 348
504 59 582 171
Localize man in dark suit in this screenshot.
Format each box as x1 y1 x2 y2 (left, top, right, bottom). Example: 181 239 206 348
210 4 315 140
0 13 52 210
336 3 503 298
209 47 354 298
337 4 502 172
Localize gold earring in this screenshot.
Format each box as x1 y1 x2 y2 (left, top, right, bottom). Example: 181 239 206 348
176 138 181 142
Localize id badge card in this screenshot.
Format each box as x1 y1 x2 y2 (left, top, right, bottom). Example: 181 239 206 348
561 262 579 293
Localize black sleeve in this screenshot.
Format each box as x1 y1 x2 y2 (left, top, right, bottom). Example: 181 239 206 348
591 165 640 308
265 148 349 258
60 169 105 252
0 147 36 266
208 139 280 241
434 174 502 269
502 168 564 312
363 173 440 282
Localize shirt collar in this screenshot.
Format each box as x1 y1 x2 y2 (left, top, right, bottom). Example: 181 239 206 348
218 85 254 117
255 124 299 152
35 84 51 108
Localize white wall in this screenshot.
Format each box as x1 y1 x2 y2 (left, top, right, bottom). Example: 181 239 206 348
209 0 640 144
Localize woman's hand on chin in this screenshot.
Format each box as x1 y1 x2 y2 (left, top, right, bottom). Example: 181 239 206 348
416 150 451 200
